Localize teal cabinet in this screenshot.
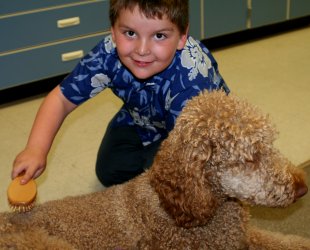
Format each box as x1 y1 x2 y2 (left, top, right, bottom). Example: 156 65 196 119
1 1 109 53
251 0 287 28
0 0 86 15
0 35 106 90
290 0 310 19
189 0 202 39
203 0 248 39
0 0 110 90
1 0 309 90
188 0 310 40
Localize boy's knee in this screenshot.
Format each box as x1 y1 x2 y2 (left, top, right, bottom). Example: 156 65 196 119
95 165 115 187
96 160 147 187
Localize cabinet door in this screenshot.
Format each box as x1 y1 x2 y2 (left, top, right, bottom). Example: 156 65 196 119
251 0 287 28
203 0 247 38
189 0 202 39
290 0 310 19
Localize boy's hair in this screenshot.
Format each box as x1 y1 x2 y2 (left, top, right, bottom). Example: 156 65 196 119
109 0 189 34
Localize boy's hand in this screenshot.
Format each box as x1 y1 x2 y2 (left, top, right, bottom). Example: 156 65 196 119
12 148 47 184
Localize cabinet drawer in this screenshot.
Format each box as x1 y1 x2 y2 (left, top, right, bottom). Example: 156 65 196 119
1 1 109 53
0 33 108 90
0 0 89 15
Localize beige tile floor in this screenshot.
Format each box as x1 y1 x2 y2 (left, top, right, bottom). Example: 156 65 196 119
0 26 310 212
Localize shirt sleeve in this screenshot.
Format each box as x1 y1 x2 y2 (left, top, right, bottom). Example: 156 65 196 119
163 37 230 132
60 36 116 105
203 45 230 94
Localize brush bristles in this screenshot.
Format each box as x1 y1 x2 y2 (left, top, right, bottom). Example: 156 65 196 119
7 176 37 213
9 201 35 213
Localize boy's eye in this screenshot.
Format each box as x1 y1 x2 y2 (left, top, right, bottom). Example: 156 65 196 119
154 33 166 40
125 30 136 37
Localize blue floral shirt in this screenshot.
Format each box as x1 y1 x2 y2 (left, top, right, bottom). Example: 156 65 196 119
60 35 229 146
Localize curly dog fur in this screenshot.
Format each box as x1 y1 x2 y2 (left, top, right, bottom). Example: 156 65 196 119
0 91 309 249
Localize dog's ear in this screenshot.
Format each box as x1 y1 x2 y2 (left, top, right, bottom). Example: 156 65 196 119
150 125 220 228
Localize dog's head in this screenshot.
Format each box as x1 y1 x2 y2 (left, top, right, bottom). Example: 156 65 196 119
150 91 307 228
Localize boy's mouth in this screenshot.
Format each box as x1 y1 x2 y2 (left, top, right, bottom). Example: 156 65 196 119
133 59 152 67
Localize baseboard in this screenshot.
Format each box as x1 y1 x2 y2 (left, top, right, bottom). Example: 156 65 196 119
0 74 66 105
299 160 310 169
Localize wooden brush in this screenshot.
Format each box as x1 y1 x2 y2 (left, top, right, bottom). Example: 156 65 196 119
7 176 37 213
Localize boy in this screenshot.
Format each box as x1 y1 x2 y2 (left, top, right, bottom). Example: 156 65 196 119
12 0 229 187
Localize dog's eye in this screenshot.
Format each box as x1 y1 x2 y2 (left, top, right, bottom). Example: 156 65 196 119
245 152 260 164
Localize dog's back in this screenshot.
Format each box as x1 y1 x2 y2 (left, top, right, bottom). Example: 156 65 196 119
0 171 249 250
0 173 155 249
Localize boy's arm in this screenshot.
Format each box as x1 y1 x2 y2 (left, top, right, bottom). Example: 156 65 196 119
12 85 77 184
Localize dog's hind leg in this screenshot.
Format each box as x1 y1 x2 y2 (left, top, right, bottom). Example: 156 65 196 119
0 213 74 250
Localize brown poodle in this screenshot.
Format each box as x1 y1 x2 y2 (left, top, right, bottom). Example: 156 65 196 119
0 91 309 249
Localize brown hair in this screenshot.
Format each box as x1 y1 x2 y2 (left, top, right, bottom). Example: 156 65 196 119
109 0 189 34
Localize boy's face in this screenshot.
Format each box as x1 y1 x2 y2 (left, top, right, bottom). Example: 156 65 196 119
111 5 188 80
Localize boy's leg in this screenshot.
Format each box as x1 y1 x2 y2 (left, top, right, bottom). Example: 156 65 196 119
95 122 162 187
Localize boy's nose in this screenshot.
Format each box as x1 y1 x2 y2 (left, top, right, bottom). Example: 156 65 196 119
136 40 150 56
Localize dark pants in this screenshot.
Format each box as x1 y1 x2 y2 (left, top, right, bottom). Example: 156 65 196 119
95 120 162 187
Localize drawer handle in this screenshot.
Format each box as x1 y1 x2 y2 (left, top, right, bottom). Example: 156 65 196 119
57 17 80 28
61 50 84 62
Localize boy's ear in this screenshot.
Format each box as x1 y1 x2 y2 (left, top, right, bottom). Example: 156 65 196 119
177 25 189 50
110 27 116 43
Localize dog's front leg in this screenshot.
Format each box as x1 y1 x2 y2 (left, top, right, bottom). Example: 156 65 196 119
246 226 310 250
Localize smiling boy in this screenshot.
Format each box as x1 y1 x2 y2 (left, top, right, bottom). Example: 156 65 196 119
12 0 229 187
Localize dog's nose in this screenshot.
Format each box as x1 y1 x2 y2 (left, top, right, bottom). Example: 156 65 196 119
295 183 308 200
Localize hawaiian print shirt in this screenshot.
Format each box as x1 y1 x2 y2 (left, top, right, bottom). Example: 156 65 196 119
60 35 230 146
